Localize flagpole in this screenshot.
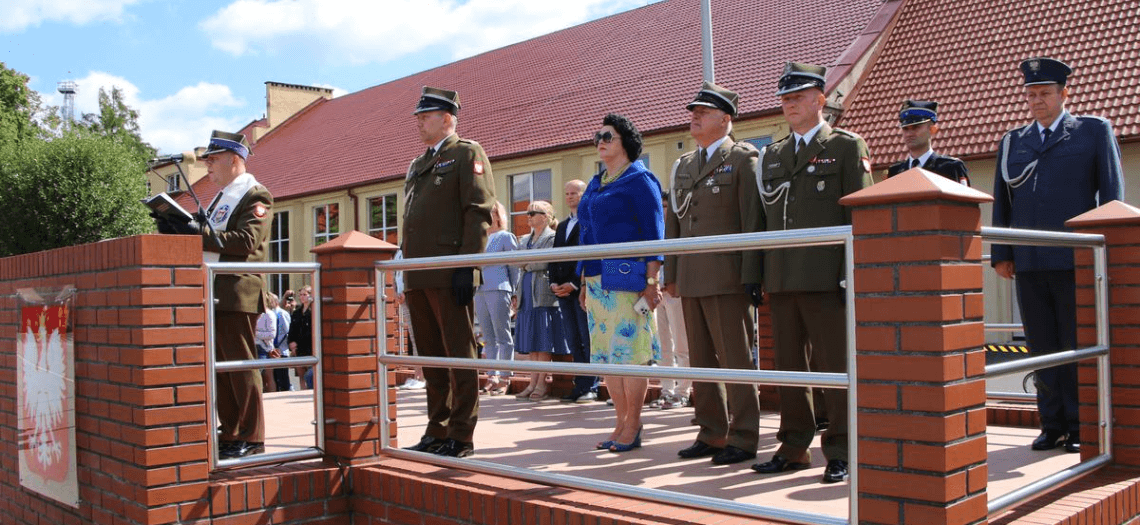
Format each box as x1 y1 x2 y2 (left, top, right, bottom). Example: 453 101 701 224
701 0 714 82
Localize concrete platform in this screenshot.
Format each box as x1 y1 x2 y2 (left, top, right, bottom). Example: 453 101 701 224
260 388 1080 520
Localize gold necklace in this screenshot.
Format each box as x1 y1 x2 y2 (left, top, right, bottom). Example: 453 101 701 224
601 162 630 185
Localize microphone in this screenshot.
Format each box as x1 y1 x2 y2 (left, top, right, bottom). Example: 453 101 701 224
149 151 196 165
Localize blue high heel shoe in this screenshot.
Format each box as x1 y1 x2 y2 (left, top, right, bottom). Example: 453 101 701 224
596 440 615 450
608 426 643 453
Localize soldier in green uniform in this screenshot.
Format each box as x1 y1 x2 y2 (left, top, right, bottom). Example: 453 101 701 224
401 87 495 458
199 130 274 459
666 81 764 466
752 63 872 483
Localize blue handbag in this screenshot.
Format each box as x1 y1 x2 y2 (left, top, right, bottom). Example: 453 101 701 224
600 258 648 292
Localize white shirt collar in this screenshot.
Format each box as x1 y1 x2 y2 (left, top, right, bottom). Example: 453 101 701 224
908 149 935 167
793 121 827 148
430 134 453 155
701 135 730 160
1037 111 1068 135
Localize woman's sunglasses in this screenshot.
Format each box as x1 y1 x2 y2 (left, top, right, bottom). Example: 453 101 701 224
593 131 615 146
526 210 547 216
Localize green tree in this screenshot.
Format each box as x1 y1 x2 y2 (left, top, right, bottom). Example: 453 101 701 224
81 86 157 161
0 133 153 257
0 62 43 150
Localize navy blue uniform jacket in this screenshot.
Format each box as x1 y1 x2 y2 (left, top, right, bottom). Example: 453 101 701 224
991 113 1124 271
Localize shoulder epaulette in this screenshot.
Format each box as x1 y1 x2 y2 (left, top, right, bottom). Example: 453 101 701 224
832 128 865 141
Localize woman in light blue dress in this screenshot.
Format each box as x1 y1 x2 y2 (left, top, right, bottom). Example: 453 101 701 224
513 200 569 401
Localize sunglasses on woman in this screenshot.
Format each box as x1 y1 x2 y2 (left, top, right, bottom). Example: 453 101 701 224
526 210 547 216
593 131 615 146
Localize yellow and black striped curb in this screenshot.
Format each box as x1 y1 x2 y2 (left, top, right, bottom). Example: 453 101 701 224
986 344 1028 353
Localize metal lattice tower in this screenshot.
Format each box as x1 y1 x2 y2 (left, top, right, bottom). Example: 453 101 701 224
57 81 77 126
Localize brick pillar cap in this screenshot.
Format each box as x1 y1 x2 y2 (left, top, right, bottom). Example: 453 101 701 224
310 230 398 254
1065 200 1140 228
839 167 993 207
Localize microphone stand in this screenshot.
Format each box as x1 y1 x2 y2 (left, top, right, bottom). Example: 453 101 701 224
172 163 223 249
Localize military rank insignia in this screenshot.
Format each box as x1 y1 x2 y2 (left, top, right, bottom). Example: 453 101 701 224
474 161 484 175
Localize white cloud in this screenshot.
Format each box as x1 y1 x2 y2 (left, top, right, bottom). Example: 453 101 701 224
200 0 647 64
1 0 141 32
40 72 248 154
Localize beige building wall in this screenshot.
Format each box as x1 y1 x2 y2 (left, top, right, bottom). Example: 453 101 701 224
145 158 207 199
262 82 334 141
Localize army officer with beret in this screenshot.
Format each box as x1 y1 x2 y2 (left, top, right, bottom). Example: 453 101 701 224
401 87 496 458
666 81 764 466
753 63 872 483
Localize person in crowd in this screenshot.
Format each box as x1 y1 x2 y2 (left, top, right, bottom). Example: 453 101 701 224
272 292 293 392
666 81 763 466
392 250 426 390
577 113 664 453
653 190 690 410
992 57 1123 454
281 290 296 315
512 200 567 401
753 62 872 483
288 285 314 390
885 100 970 185
475 201 518 395
255 294 280 392
400 86 495 459
551 179 599 404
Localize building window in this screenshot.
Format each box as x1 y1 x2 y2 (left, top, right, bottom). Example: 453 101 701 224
368 194 399 245
596 154 650 176
269 211 290 296
166 174 181 192
743 136 774 150
508 169 552 234
313 203 339 246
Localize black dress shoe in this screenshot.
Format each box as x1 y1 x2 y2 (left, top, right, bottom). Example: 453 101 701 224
711 445 756 465
221 441 265 459
752 454 811 474
1031 431 1067 451
815 418 830 431
1064 434 1081 453
678 440 723 459
433 438 474 458
405 435 446 453
822 459 849 483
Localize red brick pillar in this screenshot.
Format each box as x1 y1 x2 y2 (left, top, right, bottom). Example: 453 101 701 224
311 231 398 463
1066 201 1140 465
840 170 992 525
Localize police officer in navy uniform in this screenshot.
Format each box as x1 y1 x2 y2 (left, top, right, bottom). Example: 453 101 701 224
752 63 873 483
401 87 496 458
886 100 970 186
992 58 1123 454
666 81 764 466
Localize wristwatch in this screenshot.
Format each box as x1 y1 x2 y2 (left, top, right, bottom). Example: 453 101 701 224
646 277 659 286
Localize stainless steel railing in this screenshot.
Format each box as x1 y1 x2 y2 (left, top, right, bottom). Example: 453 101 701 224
205 261 324 470
376 227 857 525
979 227 1111 516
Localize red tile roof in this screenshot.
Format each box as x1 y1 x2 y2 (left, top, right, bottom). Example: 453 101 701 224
230 0 890 201
840 0 1140 169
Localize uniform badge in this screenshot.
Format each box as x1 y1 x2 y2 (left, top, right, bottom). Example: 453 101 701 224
253 203 267 219
434 159 455 170
861 157 872 173
212 205 231 225
807 165 816 174
712 186 720 194
474 161 484 175
817 180 826 192
766 183 773 191
768 163 780 169
706 178 716 186
715 165 732 174
1028 59 1041 72
434 175 443 186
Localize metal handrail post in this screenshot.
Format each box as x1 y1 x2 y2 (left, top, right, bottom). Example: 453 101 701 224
1094 245 1112 458
205 265 219 470
377 267 391 450
844 233 859 522
311 266 325 451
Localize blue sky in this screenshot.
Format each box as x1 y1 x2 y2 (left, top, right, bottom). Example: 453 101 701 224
3 0 649 154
